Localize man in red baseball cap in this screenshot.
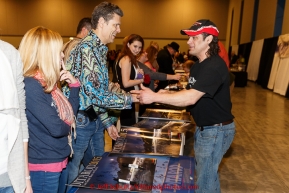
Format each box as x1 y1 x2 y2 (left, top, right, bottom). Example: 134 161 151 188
132 19 235 193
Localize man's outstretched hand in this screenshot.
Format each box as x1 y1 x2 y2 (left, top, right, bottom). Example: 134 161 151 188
130 84 156 104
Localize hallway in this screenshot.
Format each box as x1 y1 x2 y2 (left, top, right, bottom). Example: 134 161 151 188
220 81 289 192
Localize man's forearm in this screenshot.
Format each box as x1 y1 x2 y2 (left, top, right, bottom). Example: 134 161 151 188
154 89 204 106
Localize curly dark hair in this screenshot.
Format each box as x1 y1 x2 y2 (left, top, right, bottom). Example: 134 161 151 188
202 33 220 57
91 2 123 29
117 34 144 67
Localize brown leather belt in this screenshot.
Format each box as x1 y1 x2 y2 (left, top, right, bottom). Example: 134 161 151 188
200 120 233 131
211 120 233 126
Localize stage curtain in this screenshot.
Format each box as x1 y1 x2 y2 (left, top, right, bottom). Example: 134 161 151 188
256 37 279 88
247 39 264 81
268 34 289 96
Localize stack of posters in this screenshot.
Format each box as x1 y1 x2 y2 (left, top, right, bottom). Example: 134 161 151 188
69 153 196 193
139 109 191 123
132 119 194 134
69 156 157 192
111 127 185 156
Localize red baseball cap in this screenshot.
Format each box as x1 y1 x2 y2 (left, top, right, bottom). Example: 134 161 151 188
180 19 219 37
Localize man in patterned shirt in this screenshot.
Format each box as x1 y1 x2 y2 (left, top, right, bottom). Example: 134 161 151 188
63 2 138 187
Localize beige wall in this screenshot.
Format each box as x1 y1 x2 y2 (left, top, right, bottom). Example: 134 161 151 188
2 0 289 51
226 0 241 48
240 0 254 43
226 0 289 49
282 0 289 34
225 0 256 48
255 0 277 40
0 0 229 49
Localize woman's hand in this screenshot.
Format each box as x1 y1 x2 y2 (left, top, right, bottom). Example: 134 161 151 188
154 80 159 89
173 74 181 80
60 60 78 84
25 179 33 193
137 68 144 75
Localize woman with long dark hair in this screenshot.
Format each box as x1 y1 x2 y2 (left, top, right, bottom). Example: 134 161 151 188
114 34 144 126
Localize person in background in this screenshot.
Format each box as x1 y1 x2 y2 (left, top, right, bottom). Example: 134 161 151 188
230 50 238 67
107 50 117 72
150 41 159 51
58 17 92 193
137 50 181 92
237 54 245 64
156 41 180 91
149 41 160 71
19 26 80 193
114 34 144 126
175 51 185 64
0 40 33 193
62 17 92 64
218 41 230 68
182 59 195 79
183 54 188 62
132 19 235 192
144 45 158 72
137 50 180 116
144 45 161 89
218 41 235 95
63 2 139 189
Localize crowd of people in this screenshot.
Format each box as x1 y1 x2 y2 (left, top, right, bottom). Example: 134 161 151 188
0 1 235 193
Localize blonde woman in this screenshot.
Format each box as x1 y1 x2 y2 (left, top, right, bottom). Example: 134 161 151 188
18 26 80 193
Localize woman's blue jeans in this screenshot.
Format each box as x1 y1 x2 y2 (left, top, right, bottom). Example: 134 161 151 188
194 122 235 193
30 171 61 193
0 186 14 193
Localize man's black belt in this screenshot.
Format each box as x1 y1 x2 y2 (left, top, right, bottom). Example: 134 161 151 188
78 106 99 121
199 120 233 131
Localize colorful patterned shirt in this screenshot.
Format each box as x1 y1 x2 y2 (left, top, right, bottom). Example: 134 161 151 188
63 30 132 129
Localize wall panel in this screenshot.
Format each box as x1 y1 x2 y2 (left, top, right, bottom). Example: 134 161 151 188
240 0 254 43
255 0 277 40
281 0 289 34
0 0 229 48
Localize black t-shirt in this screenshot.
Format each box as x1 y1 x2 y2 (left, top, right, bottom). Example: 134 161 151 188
188 55 234 126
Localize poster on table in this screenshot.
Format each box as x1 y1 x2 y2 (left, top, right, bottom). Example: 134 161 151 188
69 154 196 193
69 156 156 192
111 127 184 156
132 119 194 134
139 109 191 122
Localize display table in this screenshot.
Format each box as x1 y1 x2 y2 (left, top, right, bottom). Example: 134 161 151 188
231 71 248 87
68 92 197 193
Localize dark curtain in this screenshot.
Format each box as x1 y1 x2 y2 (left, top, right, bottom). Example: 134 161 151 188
238 42 252 71
256 36 279 88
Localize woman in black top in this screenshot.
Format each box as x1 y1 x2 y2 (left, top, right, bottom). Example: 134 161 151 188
114 34 144 126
